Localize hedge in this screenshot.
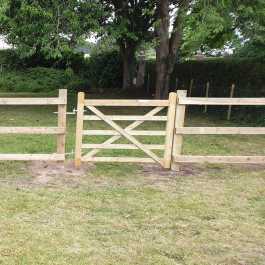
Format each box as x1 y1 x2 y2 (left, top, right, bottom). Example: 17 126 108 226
83 50 122 89
146 58 265 124
146 58 265 98
0 67 88 93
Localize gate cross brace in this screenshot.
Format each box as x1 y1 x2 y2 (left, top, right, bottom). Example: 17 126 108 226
86 106 163 166
83 106 165 159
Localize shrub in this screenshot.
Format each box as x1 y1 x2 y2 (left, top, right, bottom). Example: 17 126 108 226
83 50 122 89
0 67 88 93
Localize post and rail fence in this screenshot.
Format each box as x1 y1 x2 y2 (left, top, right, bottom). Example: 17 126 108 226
0 89 67 161
172 90 265 169
0 88 264 168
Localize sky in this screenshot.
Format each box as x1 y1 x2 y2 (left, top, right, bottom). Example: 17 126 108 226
0 36 11 49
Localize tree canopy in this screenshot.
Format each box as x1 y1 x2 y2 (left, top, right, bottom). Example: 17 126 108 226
1 0 104 59
0 0 264 97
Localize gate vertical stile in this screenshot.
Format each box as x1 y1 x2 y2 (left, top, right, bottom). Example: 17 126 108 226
164 92 177 169
75 92 85 167
172 90 187 171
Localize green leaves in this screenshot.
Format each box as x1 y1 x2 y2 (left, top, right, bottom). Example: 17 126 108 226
3 0 105 59
101 0 154 45
181 1 234 55
2 0 264 62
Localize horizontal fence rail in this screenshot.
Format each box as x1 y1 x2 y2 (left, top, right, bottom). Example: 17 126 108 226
0 154 65 161
82 157 155 163
82 144 165 150
82 130 166 136
173 90 265 169
178 97 265 106
0 97 66 105
75 93 177 169
0 127 65 135
174 156 265 164
176 127 265 135
84 99 169 107
0 89 67 161
84 115 168 121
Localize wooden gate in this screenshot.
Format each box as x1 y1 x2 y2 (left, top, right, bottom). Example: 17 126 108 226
0 89 67 161
75 92 177 169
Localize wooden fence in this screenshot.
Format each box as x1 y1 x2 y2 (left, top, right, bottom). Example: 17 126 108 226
172 90 265 168
0 89 67 161
75 92 177 169
75 90 265 169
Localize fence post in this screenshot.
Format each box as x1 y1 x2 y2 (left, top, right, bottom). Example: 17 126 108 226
204 81 210 113
57 89 67 158
227 83 235 121
75 92 85 167
189 79 193 97
164 92 177 169
172 90 187 171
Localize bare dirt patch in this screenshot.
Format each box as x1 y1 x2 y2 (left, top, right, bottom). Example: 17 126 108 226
139 162 265 186
10 161 264 190
139 163 203 186
27 161 92 187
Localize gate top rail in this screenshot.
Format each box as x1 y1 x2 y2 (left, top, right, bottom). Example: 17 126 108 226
85 99 169 107
178 97 265 106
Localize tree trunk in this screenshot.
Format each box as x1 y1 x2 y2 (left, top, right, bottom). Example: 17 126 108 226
155 0 189 99
155 0 170 99
136 51 146 89
120 42 136 90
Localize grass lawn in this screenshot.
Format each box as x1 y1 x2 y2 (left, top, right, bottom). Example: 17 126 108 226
0 93 264 265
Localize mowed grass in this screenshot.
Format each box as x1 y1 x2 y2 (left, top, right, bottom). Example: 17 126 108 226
0 93 264 264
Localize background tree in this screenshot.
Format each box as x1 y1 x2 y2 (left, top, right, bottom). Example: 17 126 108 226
0 0 8 31
100 0 155 90
154 0 265 98
233 0 265 59
1 0 103 63
1 0 264 96
154 0 238 98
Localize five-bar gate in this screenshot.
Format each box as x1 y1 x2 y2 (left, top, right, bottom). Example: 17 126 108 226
75 92 178 169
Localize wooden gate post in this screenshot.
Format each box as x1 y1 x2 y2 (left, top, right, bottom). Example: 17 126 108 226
172 90 187 171
57 89 67 156
164 92 177 169
75 92 85 167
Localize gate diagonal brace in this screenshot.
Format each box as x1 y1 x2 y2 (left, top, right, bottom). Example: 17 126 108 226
85 106 163 166
83 106 165 159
